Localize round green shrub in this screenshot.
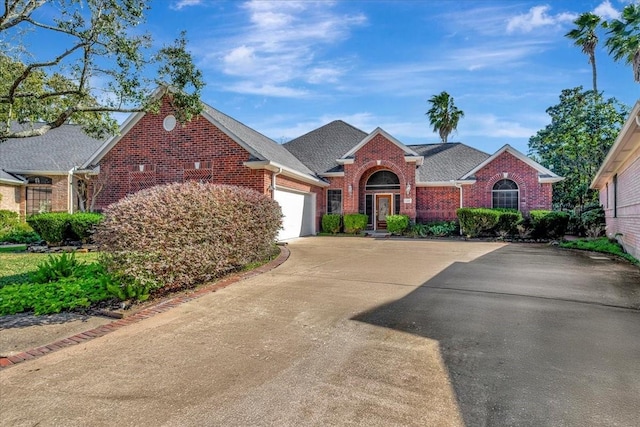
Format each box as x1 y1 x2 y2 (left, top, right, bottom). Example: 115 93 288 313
27 212 72 245
68 212 104 243
322 214 341 234
386 214 409 234
94 182 282 292
343 213 368 234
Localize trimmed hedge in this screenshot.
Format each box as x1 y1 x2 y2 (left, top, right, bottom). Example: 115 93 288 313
494 209 523 236
456 208 500 237
0 210 19 227
69 213 104 243
386 214 409 234
322 214 341 234
26 212 103 244
530 210 569 239
94 182 282 292
343 213 368 234
27 212 71 245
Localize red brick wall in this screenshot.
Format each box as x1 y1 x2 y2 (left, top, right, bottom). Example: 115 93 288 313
600 149 640 259
340 133 417 220
414 151 554 222
94 98 269 209
416 186 460 222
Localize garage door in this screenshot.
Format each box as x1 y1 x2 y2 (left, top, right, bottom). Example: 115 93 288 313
274 189 315 240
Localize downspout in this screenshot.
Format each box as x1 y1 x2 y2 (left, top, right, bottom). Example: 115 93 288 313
271 167 282 199
453 180 463 235
68 167 76 214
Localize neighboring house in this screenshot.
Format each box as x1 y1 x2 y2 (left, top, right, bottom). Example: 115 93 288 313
0 123 103 218
2 93 563 240
591 101 640 259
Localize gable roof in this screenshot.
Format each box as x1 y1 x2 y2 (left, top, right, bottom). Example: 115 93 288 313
0 123 104 175
84 91 324 185
201 104 316 178
341 127 421 159
591 100 640 189
412 143 490 184
460 144 563 184
283 120 368 174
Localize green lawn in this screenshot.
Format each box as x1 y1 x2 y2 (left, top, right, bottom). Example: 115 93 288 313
0 251 99 287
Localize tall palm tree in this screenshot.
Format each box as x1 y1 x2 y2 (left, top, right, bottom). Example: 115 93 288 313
565 12 601 93
604 4 640 83
426 91 464 143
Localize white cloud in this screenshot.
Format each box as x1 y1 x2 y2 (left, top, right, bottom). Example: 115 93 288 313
465 114 538 139
507 5 577 34
171 0 203 11
225 82 309 98
203 0 366 97
593 1 620 20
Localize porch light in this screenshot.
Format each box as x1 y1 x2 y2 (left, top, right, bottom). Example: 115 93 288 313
405 182 411 196
348 184 353 196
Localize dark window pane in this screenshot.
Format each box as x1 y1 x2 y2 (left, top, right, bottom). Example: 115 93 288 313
365 194 373 226
366 170 400 190
327 189 342 214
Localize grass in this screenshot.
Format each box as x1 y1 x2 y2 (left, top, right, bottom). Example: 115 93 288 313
560 237 639 266
0 251 99 288
0 244 27 253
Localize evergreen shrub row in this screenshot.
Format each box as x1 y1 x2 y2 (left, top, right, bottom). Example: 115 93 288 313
27 212 103 245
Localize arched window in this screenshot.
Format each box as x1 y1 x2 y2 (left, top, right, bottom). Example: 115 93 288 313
365 170 400 190
492 179 519 210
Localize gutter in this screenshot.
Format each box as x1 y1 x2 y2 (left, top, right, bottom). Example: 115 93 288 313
68 167 75 214
271 167 282 198
451 180 464 235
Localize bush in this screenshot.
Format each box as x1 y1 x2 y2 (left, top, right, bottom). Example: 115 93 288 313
410 221 458 237
0 222 41 244
456 208 500 237
343 213 368 234
494 210 523 237
27 212 72 245
386 214 409 234
0 210 19 228
322 214 341 234
94 182 282 294
68 212 103 243
530 210 570 239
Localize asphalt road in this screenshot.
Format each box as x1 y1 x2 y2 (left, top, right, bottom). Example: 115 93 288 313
354 243 640 426
1 238 639 426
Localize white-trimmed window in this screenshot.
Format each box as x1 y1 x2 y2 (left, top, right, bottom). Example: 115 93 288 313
492 179 519 210
327 189 342 214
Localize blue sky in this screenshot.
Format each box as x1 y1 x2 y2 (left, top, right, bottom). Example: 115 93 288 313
30 0 640 154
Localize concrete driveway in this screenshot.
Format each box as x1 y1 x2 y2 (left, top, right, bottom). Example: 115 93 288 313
1 237 639 426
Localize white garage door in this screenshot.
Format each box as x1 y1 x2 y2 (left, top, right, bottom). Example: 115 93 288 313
274 189 315 241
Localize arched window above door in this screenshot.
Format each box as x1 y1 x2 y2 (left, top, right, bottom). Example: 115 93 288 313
365 170 400 190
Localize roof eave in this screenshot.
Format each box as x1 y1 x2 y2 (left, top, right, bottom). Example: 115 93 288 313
591 101 640 189
416 180 476 187
243 160 329 187
460 144 562 181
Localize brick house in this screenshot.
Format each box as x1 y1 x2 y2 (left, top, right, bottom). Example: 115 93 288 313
284 120 562 229
591 101 640 259
2 93 562 240
0 123 103 218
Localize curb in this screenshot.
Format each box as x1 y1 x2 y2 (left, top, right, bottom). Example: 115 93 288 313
0 246 290 370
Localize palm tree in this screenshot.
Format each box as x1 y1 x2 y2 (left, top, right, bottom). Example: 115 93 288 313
426 91 464 143
565 12 601 93
604 4 640 83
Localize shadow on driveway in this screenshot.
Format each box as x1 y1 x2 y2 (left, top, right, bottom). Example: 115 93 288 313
352 245 640 426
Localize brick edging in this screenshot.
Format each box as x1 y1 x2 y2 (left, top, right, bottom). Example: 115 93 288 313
0 245 290 370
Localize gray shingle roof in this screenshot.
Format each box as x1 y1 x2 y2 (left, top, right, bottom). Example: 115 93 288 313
283 120 368 174
411 143 490 182
203 104 316 177
0 123 104 173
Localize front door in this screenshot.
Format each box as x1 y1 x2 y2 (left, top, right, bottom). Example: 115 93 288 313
376 194 391 230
